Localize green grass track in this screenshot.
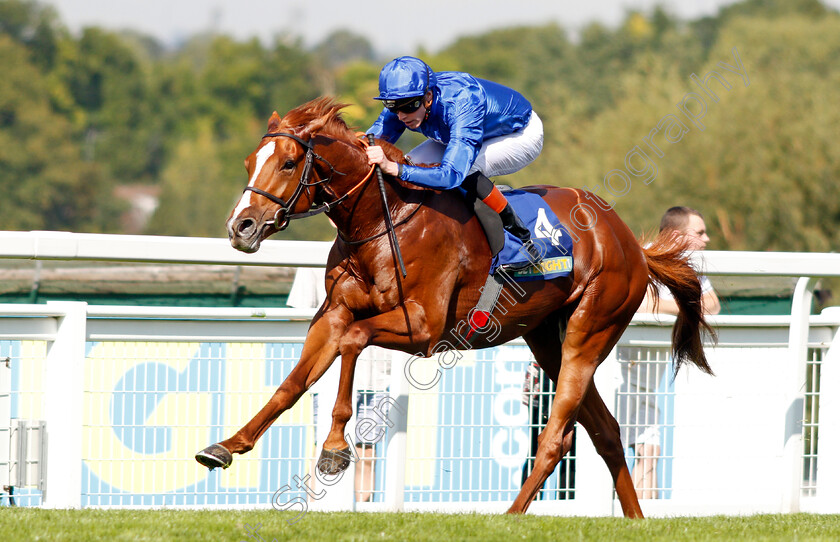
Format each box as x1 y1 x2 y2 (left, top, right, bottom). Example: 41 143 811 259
2 509 839 541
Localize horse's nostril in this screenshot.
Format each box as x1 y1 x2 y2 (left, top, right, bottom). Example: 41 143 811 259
237 218 255 234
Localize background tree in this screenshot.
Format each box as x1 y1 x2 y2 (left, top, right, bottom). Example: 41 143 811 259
1 0 839 251
0 34 120 231
0 0 60 68
57 27 158 181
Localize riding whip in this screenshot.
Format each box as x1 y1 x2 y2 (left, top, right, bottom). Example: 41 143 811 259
368 133 407 278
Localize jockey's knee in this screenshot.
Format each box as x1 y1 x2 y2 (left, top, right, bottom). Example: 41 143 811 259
463 171 495 199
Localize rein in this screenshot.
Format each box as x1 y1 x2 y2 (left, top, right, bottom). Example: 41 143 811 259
367 133 406 277
337 192 425 246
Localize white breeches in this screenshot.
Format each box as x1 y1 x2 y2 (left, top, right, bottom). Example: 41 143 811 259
406 111 544 178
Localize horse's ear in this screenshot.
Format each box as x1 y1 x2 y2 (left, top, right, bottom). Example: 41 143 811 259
267 111 282 133
288 123 310 139
306 116 328 134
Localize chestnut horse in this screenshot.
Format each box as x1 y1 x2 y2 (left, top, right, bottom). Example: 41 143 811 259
195 97 713 517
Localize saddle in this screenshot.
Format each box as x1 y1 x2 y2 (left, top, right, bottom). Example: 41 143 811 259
460 187 575 345
469 186 574 277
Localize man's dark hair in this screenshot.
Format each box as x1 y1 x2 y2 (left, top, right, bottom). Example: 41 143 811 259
659 206 704 233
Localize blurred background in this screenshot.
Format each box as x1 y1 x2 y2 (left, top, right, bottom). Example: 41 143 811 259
2 0 839 307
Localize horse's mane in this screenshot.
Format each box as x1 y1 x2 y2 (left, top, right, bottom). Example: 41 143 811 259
280 96 407 164
281 97 355 140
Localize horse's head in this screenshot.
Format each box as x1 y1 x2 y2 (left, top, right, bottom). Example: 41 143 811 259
227 98 358 253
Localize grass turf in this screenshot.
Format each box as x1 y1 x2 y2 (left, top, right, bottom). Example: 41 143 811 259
2 509 839 541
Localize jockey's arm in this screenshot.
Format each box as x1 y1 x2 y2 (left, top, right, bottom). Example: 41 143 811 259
398 137 479 189
367 91 485 189
368 109 406 144
366 143 474 188
375 124 483 190
366 110 407 177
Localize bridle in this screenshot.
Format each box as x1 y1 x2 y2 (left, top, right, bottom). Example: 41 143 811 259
243 132 349 231
240 130 421 276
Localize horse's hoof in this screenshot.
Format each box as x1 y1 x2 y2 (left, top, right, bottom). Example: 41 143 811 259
317 446 352 475
195 444 233 470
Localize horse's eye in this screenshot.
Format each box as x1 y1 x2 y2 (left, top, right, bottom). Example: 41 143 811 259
281 159 296 171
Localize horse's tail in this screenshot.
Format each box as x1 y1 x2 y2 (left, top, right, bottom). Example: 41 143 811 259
642 234 716 376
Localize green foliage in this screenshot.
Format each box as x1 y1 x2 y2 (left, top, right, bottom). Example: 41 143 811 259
437 1 840 252
0 34 122 232
144 119 231 237
553 12 840 252
313 29 376 69
1 509 840 542
58 27 159 180
0 0 60 68
1 0 839 249
334 60 383 128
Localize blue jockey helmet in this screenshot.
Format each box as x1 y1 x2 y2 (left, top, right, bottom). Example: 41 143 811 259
374 56 436 101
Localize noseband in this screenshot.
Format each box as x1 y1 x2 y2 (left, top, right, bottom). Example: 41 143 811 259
243 132 345 230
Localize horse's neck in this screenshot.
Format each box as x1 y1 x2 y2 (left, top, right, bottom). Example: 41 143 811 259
327 175 419 242
314 137 477 255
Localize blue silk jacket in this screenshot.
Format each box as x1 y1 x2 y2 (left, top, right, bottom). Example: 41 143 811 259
368 72 532 190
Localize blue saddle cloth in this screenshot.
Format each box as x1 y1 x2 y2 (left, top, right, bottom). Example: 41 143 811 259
489 190 574 281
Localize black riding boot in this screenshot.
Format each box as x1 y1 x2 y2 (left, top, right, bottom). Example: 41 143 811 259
499 203 542 264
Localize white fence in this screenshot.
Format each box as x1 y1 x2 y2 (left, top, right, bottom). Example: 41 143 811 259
2 231 840 516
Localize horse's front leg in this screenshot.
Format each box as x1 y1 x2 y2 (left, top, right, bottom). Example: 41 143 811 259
195 306 353 470
317 303 432 476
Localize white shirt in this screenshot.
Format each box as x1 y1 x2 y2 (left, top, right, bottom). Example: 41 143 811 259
656 275 714 301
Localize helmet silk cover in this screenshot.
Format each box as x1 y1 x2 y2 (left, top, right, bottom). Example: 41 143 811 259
375 56 435 101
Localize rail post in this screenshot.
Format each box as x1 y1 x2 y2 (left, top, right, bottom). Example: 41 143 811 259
41 301 87 508
781 277 816 512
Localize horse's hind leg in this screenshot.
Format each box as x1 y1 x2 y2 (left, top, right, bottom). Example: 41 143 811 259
508 299 636 515
578 383 644 518
521 316 643 518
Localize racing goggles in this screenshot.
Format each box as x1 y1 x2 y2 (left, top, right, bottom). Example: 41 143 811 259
383 95 424 114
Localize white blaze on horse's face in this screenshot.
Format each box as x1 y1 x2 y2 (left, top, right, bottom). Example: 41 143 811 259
231 141 277 221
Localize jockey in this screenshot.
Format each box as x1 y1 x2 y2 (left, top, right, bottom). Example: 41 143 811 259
365 56 544 261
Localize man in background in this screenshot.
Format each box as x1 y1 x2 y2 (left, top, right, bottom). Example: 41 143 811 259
621 206 720 499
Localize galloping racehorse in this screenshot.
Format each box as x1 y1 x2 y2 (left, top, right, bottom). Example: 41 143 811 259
196 97 713 517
